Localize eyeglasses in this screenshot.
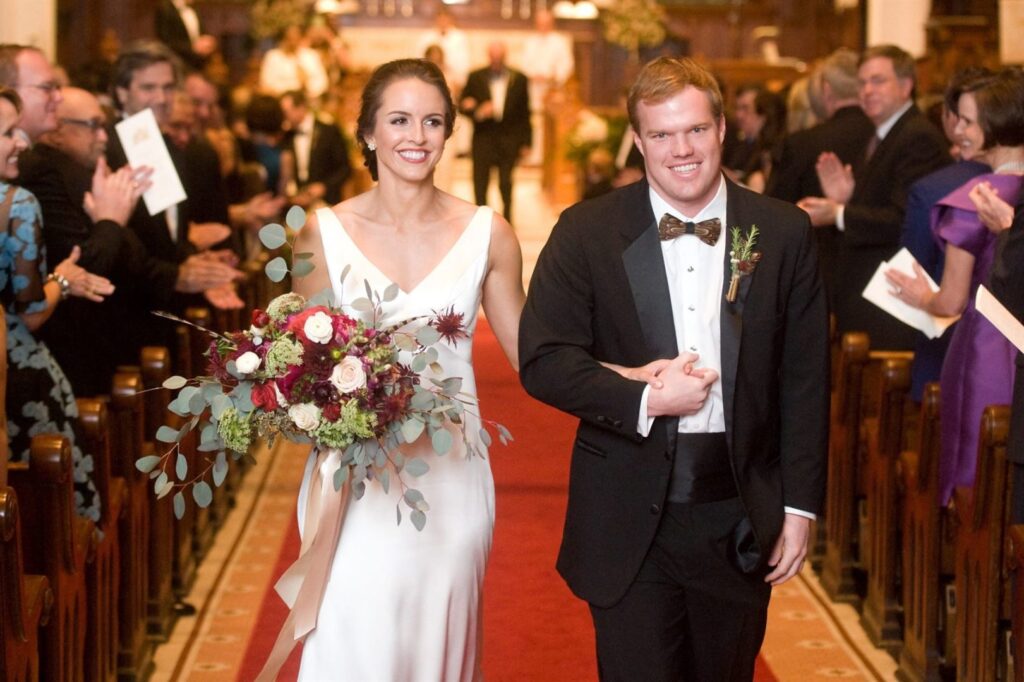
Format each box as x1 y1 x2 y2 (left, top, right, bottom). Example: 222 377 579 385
60 117 105 132
24 81 61 96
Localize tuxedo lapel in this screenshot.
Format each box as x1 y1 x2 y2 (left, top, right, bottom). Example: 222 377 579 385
720 182 755 446
620 186 678 443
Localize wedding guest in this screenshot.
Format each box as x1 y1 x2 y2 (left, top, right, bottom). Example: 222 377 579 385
1 86 113 521
258 25 328 101
799 44 950 350
898 67 991 402
155 0 217 70
0 44 64 143
280 89 351 207
885 68 1023 504
520 56 828 681
459 42 531 222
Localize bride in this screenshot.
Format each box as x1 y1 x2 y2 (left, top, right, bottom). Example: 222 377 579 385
258 59 524 681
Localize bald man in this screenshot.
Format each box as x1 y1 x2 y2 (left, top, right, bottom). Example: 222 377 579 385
18 87 238 393
459 41 532 222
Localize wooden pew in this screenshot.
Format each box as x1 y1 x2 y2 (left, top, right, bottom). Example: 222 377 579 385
861 357 912 655
897 383 950 682
1007 524 1024 681
168 323 196 593
76 398 125 682
8 434 93 682
138 347 181 639
821 333 870 602
0 486 52 682
951 405 1013 682
108 370 155 681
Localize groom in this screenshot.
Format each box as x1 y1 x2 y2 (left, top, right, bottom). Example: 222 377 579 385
519 57 829 680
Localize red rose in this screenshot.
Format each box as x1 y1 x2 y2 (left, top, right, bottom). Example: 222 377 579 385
251 382 279 411
322 402 342 422
252 309 271 328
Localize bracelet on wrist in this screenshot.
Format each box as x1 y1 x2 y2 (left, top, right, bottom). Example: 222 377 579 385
47 271 71 300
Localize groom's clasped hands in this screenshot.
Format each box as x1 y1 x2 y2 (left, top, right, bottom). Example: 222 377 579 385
620 352 719 418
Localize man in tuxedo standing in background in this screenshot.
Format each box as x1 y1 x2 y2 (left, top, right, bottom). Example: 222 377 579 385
519 57 829 681
280 89 351 207
459 41 531 222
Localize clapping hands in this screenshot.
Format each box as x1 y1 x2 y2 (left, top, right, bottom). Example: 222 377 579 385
815 152 855 203
57 245 115 302
83 158 152 227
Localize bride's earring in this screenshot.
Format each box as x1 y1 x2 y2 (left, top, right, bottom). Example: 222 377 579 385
367 141 376 151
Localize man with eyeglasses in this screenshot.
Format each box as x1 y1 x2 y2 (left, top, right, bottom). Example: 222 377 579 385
798 44 950 350
0 44 63 143
16 86 156 394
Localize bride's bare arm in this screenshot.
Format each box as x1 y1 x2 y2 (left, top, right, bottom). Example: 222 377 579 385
291 211 332 299
481 214 525 371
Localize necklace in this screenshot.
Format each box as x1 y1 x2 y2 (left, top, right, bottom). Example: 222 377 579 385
994 160 1024 174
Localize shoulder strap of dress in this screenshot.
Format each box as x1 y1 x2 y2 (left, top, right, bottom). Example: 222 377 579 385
314 207 347 295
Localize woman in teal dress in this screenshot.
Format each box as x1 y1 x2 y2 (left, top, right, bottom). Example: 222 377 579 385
1 87 115 520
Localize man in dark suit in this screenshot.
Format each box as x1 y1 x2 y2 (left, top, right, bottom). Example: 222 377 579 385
519 57 829 681
766 49 873 305
280 89 352 207
899 68 991 401
155 0 216 70
799 44 950 350
459 41 531 222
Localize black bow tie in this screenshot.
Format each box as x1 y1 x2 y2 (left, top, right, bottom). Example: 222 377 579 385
658 214 721 246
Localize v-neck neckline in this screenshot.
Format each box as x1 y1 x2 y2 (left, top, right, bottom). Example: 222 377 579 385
327 205 487 297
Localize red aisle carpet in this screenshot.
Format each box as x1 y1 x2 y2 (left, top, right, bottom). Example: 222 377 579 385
236 320 778 681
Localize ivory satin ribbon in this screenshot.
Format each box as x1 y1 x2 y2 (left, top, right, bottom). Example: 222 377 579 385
256 447 350 681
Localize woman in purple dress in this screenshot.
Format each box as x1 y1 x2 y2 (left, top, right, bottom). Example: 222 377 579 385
887 68 1023 504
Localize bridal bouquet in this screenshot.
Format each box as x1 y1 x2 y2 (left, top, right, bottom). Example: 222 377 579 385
137 207 509 530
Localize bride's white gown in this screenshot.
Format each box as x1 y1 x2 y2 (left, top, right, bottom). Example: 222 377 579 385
296 205 496 681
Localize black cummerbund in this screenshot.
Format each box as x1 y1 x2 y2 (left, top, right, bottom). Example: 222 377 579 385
666 432 736 504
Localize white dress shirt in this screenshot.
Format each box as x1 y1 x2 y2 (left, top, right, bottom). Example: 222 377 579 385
635 176 814 519
258 47 328 100
489 71 510 122
638 176 727 436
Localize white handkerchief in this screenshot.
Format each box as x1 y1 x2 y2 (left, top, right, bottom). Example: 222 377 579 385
115 108 187 216
976 285 1024 353
862 248 959 339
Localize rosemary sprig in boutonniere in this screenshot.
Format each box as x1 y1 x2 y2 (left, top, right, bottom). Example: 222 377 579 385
727 225 762 303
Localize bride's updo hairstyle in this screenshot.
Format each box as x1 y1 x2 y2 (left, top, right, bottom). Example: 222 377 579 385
357 58 456 181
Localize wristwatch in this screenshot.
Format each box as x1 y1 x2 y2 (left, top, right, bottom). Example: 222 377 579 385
47 271 70 300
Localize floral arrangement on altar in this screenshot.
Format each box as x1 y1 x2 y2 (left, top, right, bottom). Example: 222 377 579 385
136 207 510 530
601 0 667 57
564 109 629 167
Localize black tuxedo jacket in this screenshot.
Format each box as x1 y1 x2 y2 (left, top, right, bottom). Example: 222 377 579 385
155 0 203 69
283 119 352 205
519 178 829 606
836 105 950 348
460 67 532 154
990 207 1024 465
766 106 874 203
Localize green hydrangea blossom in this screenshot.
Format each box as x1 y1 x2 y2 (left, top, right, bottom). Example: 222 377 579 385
265 337 304 375
313 401 379 449
266 292 307 322
218 407 253 453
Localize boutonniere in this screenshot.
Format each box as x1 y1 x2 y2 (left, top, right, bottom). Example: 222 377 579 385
727 225 762 303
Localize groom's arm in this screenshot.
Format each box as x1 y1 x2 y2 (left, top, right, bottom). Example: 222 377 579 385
519 213 647 440
777 215 830 515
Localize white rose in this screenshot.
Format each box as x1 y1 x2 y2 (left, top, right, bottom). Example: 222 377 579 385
235 351 261 375
288 403 321 431
330 356 367 394
303 311 334 345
